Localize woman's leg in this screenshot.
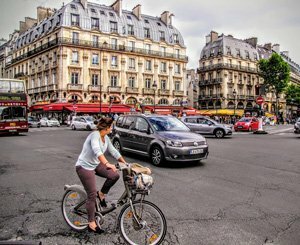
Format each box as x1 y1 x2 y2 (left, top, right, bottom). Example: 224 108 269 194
95 164 120 195
76 166 97 222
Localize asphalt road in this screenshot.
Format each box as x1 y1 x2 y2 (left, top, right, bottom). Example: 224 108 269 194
0 126 299 245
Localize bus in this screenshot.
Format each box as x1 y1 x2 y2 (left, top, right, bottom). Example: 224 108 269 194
0 79 28 134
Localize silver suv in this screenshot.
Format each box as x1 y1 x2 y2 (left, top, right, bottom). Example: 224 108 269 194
294 118 300 134
181 116 232 138
71 116 96 131
111 114 209 166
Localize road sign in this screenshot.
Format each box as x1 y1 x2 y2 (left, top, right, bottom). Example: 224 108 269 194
256 96 264 105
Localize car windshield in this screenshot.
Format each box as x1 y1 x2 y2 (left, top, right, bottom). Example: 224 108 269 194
149 116 190 131
239 118 251 122
0 106 27 122
85 116 94 122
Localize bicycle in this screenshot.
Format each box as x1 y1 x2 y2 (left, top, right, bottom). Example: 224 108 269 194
61 163 167 245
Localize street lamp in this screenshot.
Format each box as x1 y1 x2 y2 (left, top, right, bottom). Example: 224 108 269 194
233 89 237 121
152 81 157 114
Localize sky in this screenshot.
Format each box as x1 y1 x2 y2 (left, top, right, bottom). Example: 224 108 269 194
1 0 299 69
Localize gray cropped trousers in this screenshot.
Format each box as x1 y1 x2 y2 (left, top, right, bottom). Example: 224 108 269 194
76 164 120 222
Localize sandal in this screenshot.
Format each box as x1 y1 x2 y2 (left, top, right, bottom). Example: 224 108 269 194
97 191 107 208
88 225 105 234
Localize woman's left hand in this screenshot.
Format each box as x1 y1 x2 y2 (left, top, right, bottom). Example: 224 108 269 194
106 163 117 172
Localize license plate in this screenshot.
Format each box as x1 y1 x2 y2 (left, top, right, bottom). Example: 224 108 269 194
9 129 17 132
238 126 243 128
190 149 204 155
10 123 16 126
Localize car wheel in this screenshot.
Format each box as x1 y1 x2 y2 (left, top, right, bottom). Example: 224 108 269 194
113 139 122 153
86 125 91 131
150 146 164 166
46 123 49 127
214 129 225 138
248 127 252 132
72 125 76 130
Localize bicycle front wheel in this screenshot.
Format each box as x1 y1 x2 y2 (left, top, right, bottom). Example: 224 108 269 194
118 200 167 245
61 190 88 231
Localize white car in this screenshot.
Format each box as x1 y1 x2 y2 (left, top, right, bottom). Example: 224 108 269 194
71 116 96 131
40 117 60 127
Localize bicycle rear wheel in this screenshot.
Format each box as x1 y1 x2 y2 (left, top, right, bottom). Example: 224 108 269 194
61 190 88 231
118 200 167 245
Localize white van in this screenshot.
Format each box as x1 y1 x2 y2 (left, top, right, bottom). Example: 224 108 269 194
71 116 96 131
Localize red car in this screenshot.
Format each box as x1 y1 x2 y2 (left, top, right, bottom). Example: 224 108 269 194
234 117 259 132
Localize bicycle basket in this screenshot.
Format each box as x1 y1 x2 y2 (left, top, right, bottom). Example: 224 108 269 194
133 173 153 190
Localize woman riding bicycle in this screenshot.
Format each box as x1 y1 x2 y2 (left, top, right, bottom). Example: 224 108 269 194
75 117 126 234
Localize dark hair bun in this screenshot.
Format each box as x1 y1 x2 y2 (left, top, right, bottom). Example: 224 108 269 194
97 117 113 131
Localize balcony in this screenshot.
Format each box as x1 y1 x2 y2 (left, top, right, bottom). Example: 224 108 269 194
142 88 155 95
173 90 184 96
238 95 246 99
14 72 26 78
27 88 35 94
197 63 258 74
67 83 83 91
246 95 255 101
88 85 102 93
44 64 49 70
126 87 139 94
40 86 48 92
34 87 41 93
213 78 223 84
48 84 58 91
108 86 121 93
227 94 235 99
158 89 170 96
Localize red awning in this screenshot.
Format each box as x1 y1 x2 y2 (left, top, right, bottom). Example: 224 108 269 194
64 106 107 113
154 109 171 115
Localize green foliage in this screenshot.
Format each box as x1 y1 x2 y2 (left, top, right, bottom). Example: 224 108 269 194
258 53 290 97
285 83 300 104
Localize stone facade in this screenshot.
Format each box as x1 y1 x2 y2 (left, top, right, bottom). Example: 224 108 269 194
3 0 188 107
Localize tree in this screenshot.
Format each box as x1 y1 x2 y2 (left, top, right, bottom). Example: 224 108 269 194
285 83 300 105
258 53 290 120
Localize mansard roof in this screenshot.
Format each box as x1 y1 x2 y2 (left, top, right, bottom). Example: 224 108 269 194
15 0 185 50
200 34 259 61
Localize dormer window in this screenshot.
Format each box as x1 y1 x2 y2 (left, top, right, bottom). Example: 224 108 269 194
173 34 179 44
144 28 150 38
90 8 96 13
236 49 241 57
226 46 231 55
128 25 134 35
71 4 76 10
144 19 149 24
110 21 118 32
71 14 80 26
157 22 161 26
159 31 165 41
109 12 114 17
245 50 250 59
100 10 106 15
91 18 99 29
127 15 132 20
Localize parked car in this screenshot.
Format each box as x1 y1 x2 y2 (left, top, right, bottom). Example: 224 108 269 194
40 117 60 127
111 114 209 166
181 116 232 138
294 118 300 134
71 116 96 131
234 117 259 132
28 116 41 128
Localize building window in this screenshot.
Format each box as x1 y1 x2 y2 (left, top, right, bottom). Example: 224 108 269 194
236 49 241 57
145 44 151 54
129 58 135 69
226 46 231 55
160 62 167 73
72 32 79 44
144 28 150 38
145 78 151 88
92 54 99 64
71 4 76 9
175 64 180 74
127 15 132 20
175 49 180 59
71 73 79 85
160 47 166 56
109 12 114 17
90 8 96 13
72 51 79 63
92 35 99 47
128 25 134 35
111 56 117 68
159 31 165 41
145 60 151 71
110 21 118 32
91 17 99 29
91 74 98 85
71 14 80 26
160 80 167 90
100 10 105 15
158 98 168 105
71 95 78 101
245 50 250 59
111 76 118 87
52 72 56 84
175 81 180 91
111 38 117 49
173 34 179 43
128 41 135 51
45 75 48 86
31 78 35 88
144 19 149 24
128 77 135 87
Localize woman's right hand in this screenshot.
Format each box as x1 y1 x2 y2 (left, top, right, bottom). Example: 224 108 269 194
106 162 117 172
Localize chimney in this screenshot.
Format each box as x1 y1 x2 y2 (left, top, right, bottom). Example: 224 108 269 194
19 21 26 34
272 44 280 53
111 0 122 17
160 11 173 26
37 7 54 22
132 4 141 20
264 43 272 51
210 31 218 43
205 34 211 44
245 37 258 48
25 17 38 30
